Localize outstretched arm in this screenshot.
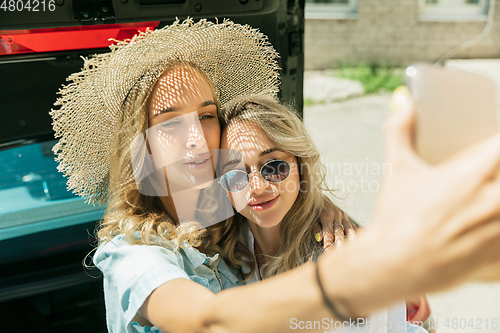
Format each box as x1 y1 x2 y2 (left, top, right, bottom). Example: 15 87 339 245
139 98 500 332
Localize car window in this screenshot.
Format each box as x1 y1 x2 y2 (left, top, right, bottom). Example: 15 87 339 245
0 140 104 241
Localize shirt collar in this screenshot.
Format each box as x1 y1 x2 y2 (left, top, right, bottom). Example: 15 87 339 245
182 246 219 269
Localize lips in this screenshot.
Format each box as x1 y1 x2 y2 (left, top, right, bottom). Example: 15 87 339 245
248 195 279 211
186 158 209 164
183 153 211 164
182 153 212 170
248 195 278 206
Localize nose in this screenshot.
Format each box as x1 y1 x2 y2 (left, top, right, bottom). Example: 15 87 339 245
186 124 206 150
248 171 269 195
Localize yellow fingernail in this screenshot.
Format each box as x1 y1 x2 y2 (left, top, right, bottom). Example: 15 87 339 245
315 232 322 242
390 86 410 113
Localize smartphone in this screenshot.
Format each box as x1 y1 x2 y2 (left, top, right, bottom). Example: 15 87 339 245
406 63 499 165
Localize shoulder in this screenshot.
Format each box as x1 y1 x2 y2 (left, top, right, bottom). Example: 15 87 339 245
93 235 191 332
93 234 186 275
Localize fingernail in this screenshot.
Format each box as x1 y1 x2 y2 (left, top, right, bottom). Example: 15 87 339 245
390 86 410 113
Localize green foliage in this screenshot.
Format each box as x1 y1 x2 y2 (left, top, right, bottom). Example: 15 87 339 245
303 98 315 107
334 63 404 94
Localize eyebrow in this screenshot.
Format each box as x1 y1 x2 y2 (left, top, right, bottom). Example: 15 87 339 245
221 159 241 172
221 147 285 171
260 147 285 157
153 100 216 119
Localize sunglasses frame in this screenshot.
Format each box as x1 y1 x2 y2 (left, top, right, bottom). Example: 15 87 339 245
219 157 296 193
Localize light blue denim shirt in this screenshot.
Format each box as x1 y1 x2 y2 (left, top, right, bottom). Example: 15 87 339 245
95 229 427 333
93 234 245 333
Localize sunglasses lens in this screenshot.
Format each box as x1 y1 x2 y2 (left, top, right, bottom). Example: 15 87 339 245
262 160 290 183
221 171 248 192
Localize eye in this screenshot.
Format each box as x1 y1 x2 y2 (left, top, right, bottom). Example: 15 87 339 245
262 158 281 168
200 114 215 120
161 119 181 128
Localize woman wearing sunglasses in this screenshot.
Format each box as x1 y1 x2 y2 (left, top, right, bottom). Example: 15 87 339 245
219 95 353 279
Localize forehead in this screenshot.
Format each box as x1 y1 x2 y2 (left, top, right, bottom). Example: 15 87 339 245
149 66 214 112
222 121 272 158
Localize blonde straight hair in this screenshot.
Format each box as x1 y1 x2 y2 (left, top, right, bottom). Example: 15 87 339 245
220 95 350 278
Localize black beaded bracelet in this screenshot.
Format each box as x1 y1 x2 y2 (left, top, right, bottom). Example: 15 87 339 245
315 261 352 322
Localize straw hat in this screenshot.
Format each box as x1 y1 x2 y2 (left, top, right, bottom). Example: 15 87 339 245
50 18 281 205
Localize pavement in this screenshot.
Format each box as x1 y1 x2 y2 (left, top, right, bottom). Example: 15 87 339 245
304 70 364 103
303 60 500 333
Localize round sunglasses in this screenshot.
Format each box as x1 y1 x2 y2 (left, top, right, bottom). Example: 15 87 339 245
219 157 296 193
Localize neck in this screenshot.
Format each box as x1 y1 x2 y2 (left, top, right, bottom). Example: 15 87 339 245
248 221 281 258
160 187 202 223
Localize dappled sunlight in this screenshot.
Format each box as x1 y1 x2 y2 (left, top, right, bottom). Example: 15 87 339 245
220 120 300 228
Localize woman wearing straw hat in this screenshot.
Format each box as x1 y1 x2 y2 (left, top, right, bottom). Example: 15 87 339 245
51 18 500 333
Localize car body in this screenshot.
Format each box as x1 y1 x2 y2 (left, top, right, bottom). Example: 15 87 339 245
0 1 304 331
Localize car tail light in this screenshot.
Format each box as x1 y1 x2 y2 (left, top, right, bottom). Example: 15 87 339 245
0 22 160 56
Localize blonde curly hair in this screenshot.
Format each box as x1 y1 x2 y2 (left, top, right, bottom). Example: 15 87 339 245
96 63 255 280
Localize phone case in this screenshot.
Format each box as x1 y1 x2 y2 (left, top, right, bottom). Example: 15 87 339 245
406 63 499 165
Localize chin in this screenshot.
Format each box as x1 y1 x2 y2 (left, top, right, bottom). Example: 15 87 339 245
166 166 215 192
169 177 214 192
245 210 284 229
191 179 216 190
